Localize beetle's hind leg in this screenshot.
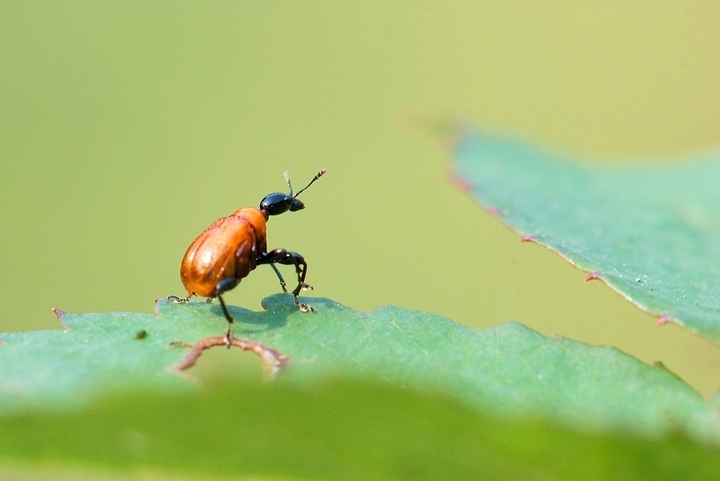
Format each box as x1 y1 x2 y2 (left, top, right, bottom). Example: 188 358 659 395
258 249 313 312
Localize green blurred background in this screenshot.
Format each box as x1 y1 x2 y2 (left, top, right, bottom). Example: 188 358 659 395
2 1 720 395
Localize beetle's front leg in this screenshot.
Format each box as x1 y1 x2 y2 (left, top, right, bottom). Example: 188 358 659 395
257 249 313 312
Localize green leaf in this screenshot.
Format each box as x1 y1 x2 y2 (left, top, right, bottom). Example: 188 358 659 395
2 381 720 481
1 295 718 445
453 131 720 343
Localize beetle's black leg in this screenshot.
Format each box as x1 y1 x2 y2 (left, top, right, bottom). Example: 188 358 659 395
215 277 241 298
257 249 313 312
269 264 289 293
215 277 240 346
216 295 233 347
215 294 234 324
260 249 312 292
167 294 194 303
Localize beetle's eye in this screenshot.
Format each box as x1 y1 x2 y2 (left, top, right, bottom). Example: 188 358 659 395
260 193 292 216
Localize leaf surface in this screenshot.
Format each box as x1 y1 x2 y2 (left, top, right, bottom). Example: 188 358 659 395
1 295 717 444
453 131 720 342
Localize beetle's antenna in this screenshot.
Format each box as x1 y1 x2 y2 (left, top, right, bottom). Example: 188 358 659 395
293 169 327 199
284 170 294 195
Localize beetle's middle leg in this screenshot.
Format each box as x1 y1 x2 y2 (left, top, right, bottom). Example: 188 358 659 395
258 249 313 312
269 264 289 293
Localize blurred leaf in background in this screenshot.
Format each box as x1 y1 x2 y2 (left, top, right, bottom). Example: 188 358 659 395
4 381 720 481
454 131 720 343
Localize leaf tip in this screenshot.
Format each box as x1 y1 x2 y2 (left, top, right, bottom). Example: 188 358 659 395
52 308 69 328
153 297 164 316
448 169 472 192
584 273 602 283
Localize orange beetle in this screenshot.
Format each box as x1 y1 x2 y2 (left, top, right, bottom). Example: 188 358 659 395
173 169 326 340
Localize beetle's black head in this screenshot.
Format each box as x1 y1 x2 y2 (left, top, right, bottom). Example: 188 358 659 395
259 169 326 217
260 193 304 216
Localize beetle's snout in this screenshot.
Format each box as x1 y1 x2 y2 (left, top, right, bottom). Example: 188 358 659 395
290 199 305 212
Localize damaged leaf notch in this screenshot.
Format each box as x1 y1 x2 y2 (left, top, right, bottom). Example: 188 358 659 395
171 335 289 379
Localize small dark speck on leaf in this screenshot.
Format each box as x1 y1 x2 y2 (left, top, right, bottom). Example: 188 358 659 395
133 330 148 340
